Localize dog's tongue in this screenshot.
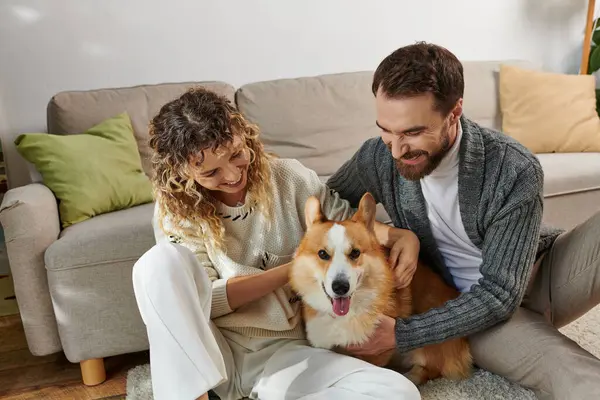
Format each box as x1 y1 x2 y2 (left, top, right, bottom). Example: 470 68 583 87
332 297 351 316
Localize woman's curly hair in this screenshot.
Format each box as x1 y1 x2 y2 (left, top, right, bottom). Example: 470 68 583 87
149 86 274 250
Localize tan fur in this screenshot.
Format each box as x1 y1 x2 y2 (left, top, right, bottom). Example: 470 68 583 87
290 193 473 386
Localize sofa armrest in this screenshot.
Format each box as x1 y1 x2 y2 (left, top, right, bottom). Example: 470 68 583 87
0 183 63 355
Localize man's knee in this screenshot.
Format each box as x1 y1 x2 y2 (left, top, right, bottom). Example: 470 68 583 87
586 210 600 250
589 209 600 224
573 209 600 240
554 209 600 277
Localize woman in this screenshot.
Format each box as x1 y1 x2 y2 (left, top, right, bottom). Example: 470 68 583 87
132 87 421 400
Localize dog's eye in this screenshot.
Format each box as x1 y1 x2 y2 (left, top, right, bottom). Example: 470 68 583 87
318 250 330 260
349 248 361 260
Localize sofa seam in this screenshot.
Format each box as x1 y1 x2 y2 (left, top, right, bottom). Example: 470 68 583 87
544 186 600 198
45 256 142 272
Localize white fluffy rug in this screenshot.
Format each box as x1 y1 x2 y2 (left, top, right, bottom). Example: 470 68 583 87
126 305 600 400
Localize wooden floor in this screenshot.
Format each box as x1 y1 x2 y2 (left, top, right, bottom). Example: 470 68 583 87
0 314 149 399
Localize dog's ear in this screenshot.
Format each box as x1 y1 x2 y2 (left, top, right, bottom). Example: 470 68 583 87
352 193 376 232
305 196 325 228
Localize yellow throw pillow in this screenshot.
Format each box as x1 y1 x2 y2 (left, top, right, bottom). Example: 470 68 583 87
499 64 600 153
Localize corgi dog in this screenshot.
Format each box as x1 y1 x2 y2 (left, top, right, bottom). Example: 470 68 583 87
289 192 472 385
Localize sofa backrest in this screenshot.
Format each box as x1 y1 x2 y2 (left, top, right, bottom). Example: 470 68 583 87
46 81 236 176
44 60 537 180
461 60 537 129
236 60 537 178
236 71 377 178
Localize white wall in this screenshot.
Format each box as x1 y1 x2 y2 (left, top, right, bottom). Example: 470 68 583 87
0 0 591 188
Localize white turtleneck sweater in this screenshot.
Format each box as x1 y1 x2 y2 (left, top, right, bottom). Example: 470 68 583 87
420 121 483 292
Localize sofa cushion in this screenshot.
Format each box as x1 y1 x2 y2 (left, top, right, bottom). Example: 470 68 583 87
47 81 236 177
499 64 600 153
461 60 538 131
537 153 600 197
45 203 155 271
16 112 153 228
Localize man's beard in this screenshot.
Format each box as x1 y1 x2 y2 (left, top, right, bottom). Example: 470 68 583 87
393 126 452 181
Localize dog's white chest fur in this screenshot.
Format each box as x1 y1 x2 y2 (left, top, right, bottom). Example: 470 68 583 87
305 311 376 349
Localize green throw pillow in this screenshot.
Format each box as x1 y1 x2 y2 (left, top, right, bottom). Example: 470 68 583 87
15 112 153 228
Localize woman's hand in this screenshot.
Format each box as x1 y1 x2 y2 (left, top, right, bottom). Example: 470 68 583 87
388 231 420 289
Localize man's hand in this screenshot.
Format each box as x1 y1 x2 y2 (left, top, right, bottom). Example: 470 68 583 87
344 315 397 363
389 231 420 289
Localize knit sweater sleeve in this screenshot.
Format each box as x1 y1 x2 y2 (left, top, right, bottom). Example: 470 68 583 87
151 203 233 319
326 138 384 207
393 170 544 352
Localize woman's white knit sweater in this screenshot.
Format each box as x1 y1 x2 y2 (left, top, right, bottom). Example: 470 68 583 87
152 158 354 339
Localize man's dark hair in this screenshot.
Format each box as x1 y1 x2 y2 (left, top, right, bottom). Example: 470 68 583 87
372 42 464 115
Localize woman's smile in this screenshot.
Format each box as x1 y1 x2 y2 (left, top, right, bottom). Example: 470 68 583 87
219 167 247 193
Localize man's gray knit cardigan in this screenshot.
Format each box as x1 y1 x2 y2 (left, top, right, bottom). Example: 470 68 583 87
326 115 564 353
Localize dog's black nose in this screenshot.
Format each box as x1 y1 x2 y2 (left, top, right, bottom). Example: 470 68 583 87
331 278 350 296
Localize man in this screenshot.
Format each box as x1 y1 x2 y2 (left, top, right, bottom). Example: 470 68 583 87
327 42 600 399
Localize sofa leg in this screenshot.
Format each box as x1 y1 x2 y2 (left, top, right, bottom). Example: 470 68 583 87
80 358 106 386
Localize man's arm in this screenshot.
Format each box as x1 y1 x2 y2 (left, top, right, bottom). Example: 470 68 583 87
325 143 416 250
326 159 368 208
392 197 543 353
326 138 382 207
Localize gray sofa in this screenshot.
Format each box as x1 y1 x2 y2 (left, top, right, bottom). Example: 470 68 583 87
1 60 599 384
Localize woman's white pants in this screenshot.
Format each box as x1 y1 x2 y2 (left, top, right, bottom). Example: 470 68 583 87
132 241 421 400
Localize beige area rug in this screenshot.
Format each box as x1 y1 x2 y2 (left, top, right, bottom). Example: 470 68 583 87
126 305 600 400
0 274 19 317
